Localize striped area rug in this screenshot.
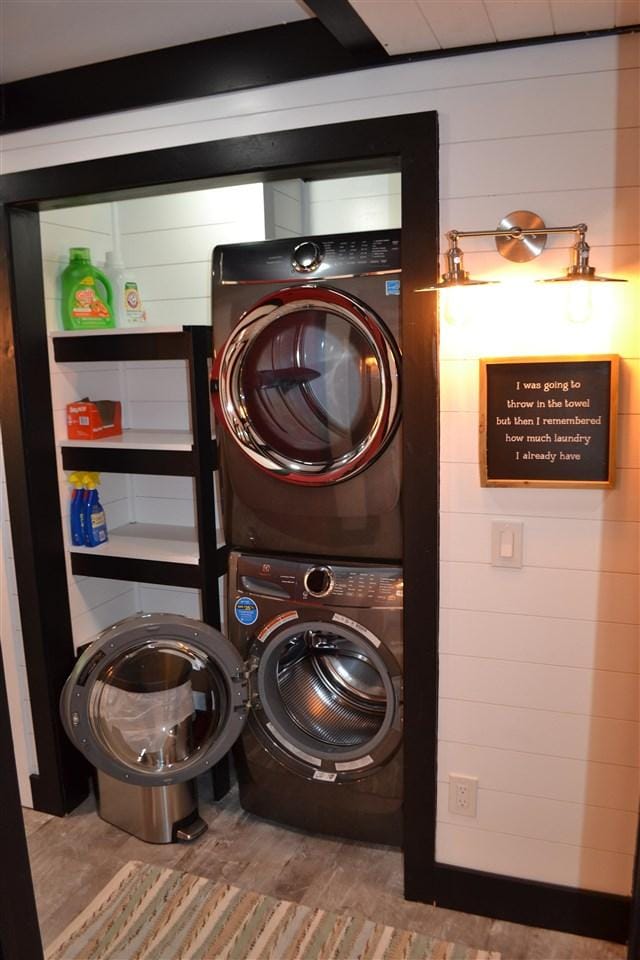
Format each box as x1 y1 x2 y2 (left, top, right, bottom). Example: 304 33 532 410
46 860 501 960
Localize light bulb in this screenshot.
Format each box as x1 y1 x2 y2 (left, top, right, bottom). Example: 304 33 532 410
565 280 593 324
440 285 475 326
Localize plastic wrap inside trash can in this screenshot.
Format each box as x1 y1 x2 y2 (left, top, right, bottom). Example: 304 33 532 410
96 679 196 755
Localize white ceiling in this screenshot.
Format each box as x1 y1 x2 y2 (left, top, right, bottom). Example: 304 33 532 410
352 0 640 53
0 0 637 84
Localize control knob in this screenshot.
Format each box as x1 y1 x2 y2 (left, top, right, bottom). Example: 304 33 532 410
292 240 324 273
304 565 334 598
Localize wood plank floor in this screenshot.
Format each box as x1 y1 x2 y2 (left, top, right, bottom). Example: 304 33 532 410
24 778 626 959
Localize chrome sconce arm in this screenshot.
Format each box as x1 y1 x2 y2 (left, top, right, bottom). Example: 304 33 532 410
421 210 627 289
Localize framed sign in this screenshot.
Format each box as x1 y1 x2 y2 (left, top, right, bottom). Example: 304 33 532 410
480 355 619 488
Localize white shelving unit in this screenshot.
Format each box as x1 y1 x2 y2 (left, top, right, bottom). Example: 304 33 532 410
59 429 193 451
69 523 199 564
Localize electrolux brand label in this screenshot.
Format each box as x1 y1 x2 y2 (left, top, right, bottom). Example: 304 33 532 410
234 596 259 625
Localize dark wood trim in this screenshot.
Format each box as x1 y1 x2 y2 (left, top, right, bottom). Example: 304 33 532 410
53 330 201 362
430 863 630 945
60 446 205 477
0 206 89 816
305 0 387 59
70 553 202 588
185 326 221 629
400 115 439 896
0 648 43 959
0 18 637 134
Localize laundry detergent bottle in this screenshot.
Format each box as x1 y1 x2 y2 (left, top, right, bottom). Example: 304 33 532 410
68 472 86 546
61 248 115 330
83 473 109 546
104 251 147 326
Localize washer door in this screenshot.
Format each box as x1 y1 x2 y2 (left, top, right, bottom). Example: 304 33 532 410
212 285 400 485
248 611 402 782
60 614 248 788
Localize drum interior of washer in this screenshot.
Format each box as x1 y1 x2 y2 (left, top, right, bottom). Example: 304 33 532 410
276 630 387 747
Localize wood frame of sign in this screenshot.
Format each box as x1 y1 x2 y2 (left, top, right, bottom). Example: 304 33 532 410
479 355 619 488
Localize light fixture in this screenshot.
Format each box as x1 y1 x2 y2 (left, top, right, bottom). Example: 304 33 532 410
418 210 627 290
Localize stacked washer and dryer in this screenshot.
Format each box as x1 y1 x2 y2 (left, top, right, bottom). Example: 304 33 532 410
60 230 404 846
212 230 404 845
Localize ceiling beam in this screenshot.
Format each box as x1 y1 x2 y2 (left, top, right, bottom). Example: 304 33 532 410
304 0 388 60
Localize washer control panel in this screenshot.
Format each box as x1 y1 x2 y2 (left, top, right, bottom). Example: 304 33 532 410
236 553 402 607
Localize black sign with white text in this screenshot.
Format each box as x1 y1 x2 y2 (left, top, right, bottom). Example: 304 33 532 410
480 357 618 487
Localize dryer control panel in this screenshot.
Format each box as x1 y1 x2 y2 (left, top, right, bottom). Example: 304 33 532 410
217 229 400 283
235 553 403 608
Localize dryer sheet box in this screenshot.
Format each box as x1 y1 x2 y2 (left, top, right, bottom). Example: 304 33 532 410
66 399 122 441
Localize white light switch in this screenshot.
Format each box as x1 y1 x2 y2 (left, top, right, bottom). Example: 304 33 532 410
491 521 523 567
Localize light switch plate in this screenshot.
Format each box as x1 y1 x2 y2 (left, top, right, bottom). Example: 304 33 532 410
491 521 523 567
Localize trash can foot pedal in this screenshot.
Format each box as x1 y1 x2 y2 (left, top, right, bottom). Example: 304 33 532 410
176 816 208 842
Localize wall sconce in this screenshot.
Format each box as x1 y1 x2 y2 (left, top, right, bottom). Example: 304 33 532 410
419 210 627 325
419 210 628 290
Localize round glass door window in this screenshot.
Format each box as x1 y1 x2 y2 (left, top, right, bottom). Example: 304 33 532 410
213 286 400 484
250 618 402 780
61 615 248 787
87 642 226 775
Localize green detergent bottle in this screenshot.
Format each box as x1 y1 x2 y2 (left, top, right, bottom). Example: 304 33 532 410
60 247 115 330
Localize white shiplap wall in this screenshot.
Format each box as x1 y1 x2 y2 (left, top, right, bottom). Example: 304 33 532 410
0 34 638 894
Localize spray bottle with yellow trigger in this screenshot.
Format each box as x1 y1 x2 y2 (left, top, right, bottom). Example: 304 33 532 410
68 472 86 546
82 473 109 547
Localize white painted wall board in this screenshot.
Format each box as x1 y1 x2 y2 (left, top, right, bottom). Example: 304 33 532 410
484 1 555 41
436 821 633 894
551 0 616 33
440 653 638 721
417 1 495 47
350 1 440 54
441 462 640 524
439 698 638 767
441 512 639 573
438 739 640 812
441 561 639 624
439 608 639 674
616 0 640 26
138 585 202 620
436 780 637 853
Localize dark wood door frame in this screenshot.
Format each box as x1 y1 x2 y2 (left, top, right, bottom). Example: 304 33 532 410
0 111 633 946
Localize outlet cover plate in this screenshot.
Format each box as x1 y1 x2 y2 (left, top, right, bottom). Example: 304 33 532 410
448 774 478 817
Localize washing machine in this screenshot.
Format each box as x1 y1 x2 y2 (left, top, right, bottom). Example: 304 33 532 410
211 230 402 561
60 549 403 846
228 550 403 846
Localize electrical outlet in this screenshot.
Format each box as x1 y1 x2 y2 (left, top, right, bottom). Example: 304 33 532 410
448 774 478 817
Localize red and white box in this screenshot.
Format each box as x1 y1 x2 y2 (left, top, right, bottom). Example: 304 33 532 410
66 399 122 441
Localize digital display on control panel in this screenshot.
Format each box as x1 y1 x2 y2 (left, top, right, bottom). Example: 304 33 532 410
218 230 400 283
237 555 402 607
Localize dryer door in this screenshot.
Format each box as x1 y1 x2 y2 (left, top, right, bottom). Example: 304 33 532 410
246 610 403 782
212 285 400 485
60 614 248 788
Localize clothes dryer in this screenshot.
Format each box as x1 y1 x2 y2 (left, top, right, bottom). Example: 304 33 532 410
211 230 402 561
228 550 403 846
